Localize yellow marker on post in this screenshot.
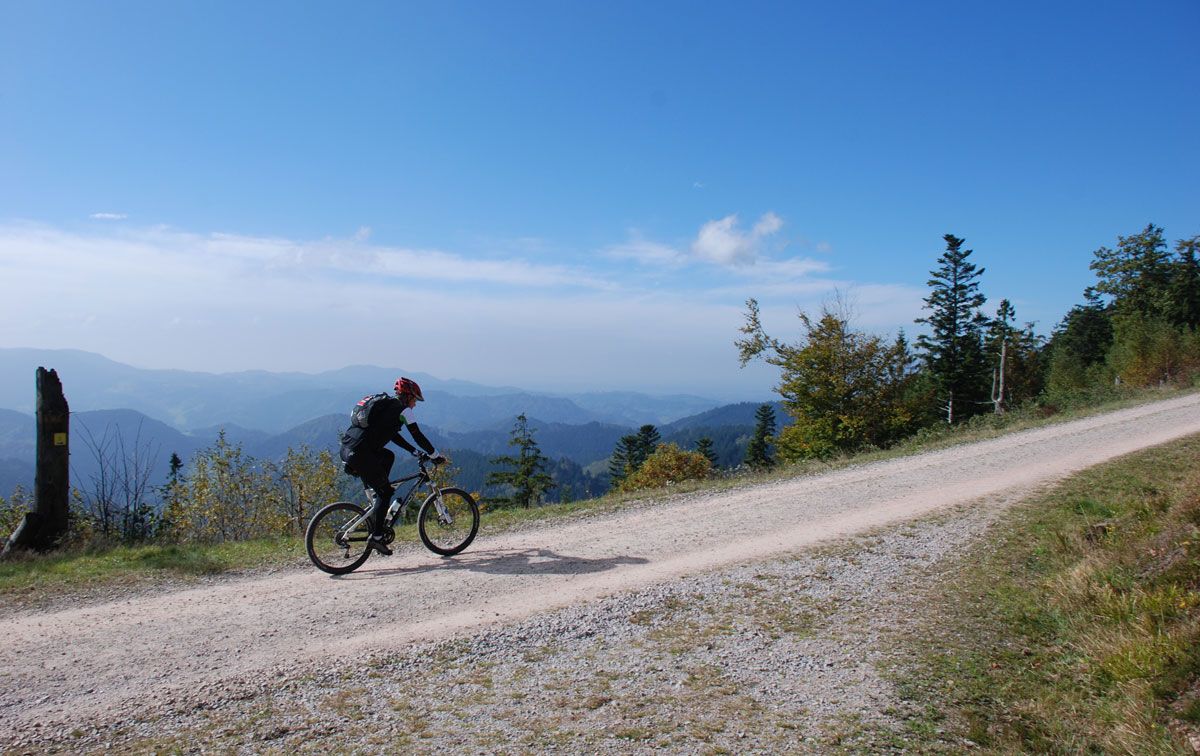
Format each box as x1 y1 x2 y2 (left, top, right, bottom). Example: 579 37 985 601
53 433 67 446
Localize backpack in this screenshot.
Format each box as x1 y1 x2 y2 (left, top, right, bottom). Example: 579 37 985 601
350 393 390 429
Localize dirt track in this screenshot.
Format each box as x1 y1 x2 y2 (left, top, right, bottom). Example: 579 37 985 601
2 394 1199 741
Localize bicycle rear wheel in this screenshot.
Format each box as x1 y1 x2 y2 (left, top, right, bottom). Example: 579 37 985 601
306 501 372 575
417 487 479 556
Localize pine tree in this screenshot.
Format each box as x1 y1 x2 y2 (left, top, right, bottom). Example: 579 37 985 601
915 234 990 424
156 452 185 540
485 414 555 509
608 434 638 484
1168 236 1200 329
695 437 719 469
631 425 660 470
744 404 776 469
1045 288 1116 399
1052 288 1113 367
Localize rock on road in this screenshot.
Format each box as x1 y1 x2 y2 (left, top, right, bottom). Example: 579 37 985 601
2 393 1199 735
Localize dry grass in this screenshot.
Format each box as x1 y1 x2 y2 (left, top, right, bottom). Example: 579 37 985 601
876 434 1200 753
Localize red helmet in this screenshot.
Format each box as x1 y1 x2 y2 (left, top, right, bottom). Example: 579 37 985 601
394 377 424 401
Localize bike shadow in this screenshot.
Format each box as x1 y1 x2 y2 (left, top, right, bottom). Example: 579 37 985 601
335 547 649 580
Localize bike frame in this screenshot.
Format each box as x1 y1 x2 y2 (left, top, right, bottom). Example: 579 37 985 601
339 460 453 539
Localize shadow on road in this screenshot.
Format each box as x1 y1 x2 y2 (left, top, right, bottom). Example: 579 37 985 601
333 547 649 581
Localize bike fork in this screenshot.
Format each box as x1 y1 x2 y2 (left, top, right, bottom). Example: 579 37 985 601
427 486 454 524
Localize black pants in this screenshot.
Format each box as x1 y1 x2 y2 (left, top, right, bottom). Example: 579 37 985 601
341 446 395 534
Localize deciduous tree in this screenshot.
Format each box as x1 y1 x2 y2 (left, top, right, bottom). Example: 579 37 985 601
738 299 918 460
278 445 339 535
1090 224 1173 320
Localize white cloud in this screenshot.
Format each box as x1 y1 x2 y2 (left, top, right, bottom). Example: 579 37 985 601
736 257 830 279
753 212 783 237
603 236 686 267
89 213 127 220
0 220 918 397
691 212 783 266
11 224 608 291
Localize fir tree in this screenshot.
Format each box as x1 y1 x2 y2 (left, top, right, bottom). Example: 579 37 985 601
485 414 555 509
608 425 661 484
915 234 990 424
608 434 638 484
695 437 719 469
744 404 776 469
156 452 185 540
631 425 661 470
1168 236 1200 329
1052 288 1113 367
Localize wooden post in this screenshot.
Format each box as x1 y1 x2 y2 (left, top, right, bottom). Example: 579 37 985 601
2 368 70 556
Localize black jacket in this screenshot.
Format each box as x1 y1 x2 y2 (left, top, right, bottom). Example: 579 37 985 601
340 396 435 456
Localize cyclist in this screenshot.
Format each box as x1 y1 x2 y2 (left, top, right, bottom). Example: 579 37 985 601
340 377 445 555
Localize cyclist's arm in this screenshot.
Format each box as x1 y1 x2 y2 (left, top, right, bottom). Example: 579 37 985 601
390 434 418 455
394 406 439 457
405 423 438 456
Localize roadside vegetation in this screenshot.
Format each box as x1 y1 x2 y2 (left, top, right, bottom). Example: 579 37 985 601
0 382 1195 604
1 223 1198 598
874 434 1200 753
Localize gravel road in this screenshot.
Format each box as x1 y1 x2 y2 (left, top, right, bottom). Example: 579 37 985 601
2 393 1200 753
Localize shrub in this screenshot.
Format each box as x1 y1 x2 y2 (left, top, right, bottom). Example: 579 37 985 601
619 443 711 492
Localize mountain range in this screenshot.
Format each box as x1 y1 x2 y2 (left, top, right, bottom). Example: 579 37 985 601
0 348 723 433
0 348 786 498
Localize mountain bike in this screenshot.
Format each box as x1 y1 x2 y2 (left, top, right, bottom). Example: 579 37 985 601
305 454 480 575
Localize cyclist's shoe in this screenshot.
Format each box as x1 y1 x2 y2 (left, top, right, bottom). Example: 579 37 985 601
367 534 393 556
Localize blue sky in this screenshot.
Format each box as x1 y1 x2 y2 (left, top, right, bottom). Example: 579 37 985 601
2 1 1197 399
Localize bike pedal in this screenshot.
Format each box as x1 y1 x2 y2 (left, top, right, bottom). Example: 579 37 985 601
368 537 393 556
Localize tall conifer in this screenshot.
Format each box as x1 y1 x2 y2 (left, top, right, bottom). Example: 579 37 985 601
916 234 989 423
485 414 554 509
744 404 776 469
695 437 719 468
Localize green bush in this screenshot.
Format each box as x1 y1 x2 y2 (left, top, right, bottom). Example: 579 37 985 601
620 443 711 492
1108 313 1200 387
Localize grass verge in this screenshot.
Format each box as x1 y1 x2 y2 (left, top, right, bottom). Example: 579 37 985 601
0 536 305 602
876 433 1200 753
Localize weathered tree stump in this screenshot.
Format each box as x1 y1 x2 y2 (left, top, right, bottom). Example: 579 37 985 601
2 368 70 556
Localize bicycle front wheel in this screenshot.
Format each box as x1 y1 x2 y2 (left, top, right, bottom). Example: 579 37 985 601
417 487 479 556
306 501 372 575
